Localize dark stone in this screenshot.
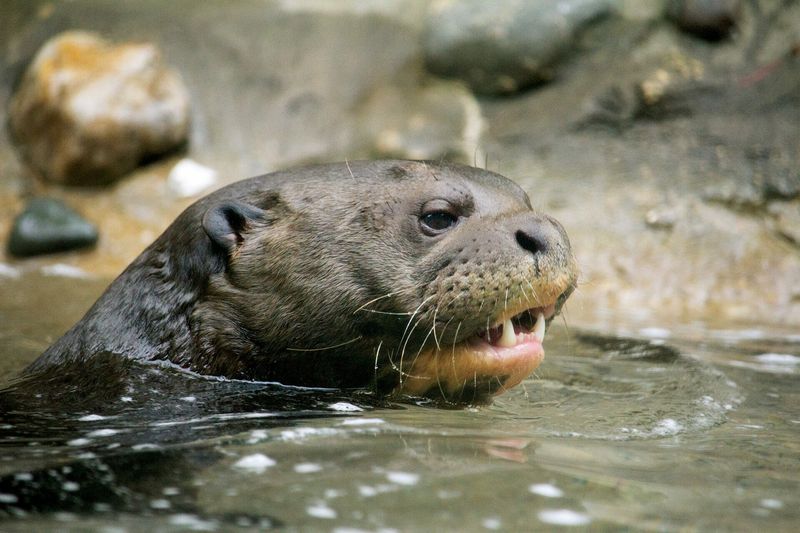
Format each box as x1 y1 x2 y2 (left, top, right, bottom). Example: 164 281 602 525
7 198 99 257
666 0 741 41
422 0 612 95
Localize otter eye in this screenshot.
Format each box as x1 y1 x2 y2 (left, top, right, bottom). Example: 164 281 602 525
420 210 458 235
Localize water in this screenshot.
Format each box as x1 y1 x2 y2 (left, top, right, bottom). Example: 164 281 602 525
0 272 798 531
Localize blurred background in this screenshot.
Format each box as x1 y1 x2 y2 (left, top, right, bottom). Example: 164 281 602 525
1 0 798 338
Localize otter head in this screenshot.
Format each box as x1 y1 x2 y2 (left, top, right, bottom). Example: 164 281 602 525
194 161 577 404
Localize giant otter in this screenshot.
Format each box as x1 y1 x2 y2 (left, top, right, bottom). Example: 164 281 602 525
28 160 577 402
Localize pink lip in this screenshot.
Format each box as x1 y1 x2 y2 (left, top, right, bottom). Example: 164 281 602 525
469 333 544 361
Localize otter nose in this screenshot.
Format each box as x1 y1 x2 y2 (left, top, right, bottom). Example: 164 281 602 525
514 218 556 257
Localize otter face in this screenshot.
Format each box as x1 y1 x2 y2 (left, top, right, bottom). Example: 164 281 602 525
197 161 577 404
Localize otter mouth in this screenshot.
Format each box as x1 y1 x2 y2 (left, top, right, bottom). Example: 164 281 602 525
395 302 560 403
475 304 554 349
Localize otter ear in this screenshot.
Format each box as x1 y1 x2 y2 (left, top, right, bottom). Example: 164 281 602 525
202 202 267 254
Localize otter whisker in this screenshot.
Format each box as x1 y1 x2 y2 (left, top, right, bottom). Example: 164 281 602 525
450 321 462 379
353 284 426 315
431 302 441 351
286 336 363 352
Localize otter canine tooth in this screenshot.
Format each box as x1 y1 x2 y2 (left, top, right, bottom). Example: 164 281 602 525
533 312 546 342
498 318 517 347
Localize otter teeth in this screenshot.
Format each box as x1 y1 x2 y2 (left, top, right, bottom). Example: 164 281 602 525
498 318 517 347
533 312 546 342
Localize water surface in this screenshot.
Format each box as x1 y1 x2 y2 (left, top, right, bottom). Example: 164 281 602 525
0 270 797 531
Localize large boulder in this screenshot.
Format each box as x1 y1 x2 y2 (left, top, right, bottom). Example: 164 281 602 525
8 31 190 186
422 0 613 95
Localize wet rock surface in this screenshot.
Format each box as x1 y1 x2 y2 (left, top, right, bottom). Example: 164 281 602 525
423 0 612 95
1 0 799 328
7 198 98 257
8 31 190 186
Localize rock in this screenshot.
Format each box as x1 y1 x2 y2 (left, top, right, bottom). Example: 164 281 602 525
7 198 99 257
666 0 741 41
422 0 612 95
769 202 800 246
358 80 484 161
166 158 218 198
8 31 190 186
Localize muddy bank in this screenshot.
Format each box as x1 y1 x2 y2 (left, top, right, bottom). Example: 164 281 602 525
1 0 798 333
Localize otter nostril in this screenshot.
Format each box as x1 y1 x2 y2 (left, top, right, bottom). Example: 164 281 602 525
515 229 548 256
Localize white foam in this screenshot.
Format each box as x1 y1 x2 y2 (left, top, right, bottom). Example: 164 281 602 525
652 418 683 436
0 493 18 503
62 481 79 492
66 438 91 447
529 483 564 498
233 453 276 474
538 509 591 526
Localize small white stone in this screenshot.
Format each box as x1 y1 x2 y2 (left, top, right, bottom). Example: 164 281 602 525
167 159 218 198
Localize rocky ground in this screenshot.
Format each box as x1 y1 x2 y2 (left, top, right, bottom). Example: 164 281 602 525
1 0 798 331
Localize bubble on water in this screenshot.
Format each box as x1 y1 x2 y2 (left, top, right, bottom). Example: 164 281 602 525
538 509 591 526
67 438 92 447
14 472 33 481
0 493 18 503
163 487 181 496
180 396 197 403
233 453 276 474
652 418 683 436
62 481 79 492
358 484 398 497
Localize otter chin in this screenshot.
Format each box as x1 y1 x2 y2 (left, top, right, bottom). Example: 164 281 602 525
28 160 578 404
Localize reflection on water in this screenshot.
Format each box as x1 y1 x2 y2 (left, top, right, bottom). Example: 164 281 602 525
0 272 798 531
